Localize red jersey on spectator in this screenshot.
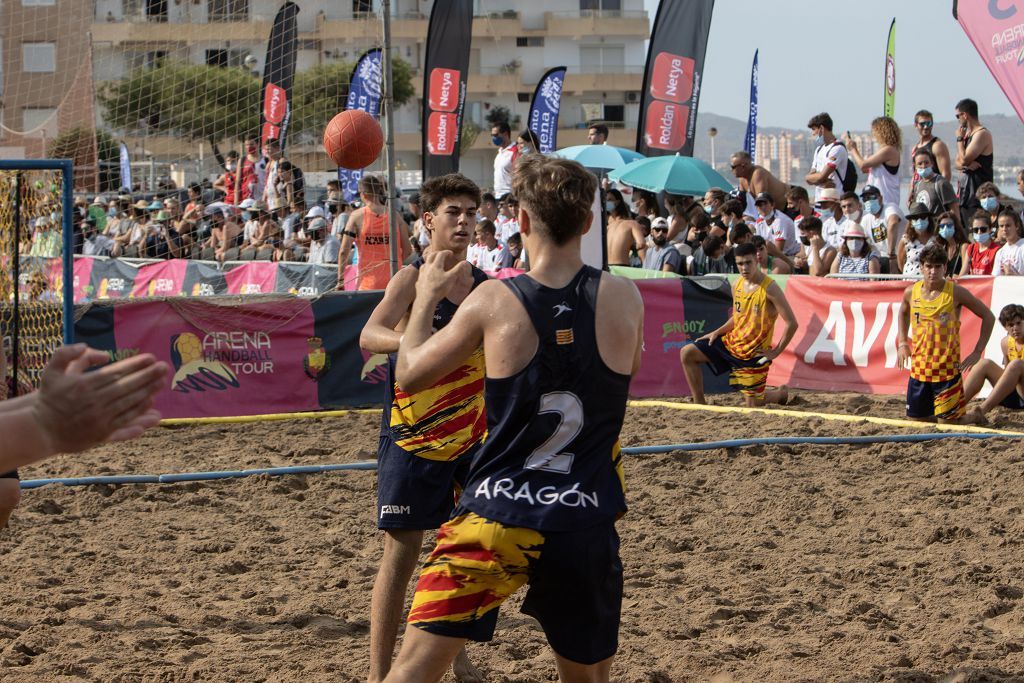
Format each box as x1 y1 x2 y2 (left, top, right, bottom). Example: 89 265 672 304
967 241 1000 275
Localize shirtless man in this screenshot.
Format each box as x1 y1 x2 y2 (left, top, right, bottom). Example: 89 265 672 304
605 188 645 267
730 151 789 208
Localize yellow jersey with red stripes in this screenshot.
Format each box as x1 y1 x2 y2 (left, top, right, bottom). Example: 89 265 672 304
909 280 960 383
1008 335 1022 362
383 261 488 462
723 275 777 360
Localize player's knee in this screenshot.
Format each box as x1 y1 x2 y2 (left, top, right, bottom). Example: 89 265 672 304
0 479 21 515
1007 359 1024 377
382 529 424 565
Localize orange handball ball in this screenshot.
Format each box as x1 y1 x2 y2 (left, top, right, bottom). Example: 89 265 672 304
323 109 384 169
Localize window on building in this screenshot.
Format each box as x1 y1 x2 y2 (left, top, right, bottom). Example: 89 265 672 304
205 48 248 68
603 104 624 124
580 0 621 12
22 108 58 138
515 37 544 47
21 0 57 6
22 43 55 73
208 0 249 22
580 45 624 73
353 0 372 15
517 93 530 103
122 0 143 19
146 0 168 22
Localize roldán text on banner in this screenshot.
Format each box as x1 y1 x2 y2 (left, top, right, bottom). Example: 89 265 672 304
636 0 715 157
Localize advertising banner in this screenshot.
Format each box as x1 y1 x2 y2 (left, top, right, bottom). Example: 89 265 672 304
118 142 132 191
260 2 299 150
224 262 279 295
636 0 715 156
528 67 567 154
769 277 994 394
131 260 189 298
421 0 473 177
89 257 137 300
744 50 758 159
953 1 1024 123
338 49 383 203
884 19 896 118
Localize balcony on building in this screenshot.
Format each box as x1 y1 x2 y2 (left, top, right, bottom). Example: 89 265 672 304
564 64 643 93
543 9 648 39
91 0 273 45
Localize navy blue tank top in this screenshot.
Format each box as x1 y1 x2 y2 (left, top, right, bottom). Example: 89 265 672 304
458 265 631 532
380 259 489 461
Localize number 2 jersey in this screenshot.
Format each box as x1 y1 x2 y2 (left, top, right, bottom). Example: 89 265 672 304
458 265 632 532
382 260 489 462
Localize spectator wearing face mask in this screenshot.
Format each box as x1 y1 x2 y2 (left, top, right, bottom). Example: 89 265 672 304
794 216 835 276
786 186 817 229
974 182 1005 227
960 211 1000 276
805 112 848 200
516 130 540 156
753 192 799 258
900 203 935 276
688 235 735 276
306 217 340 264
858 185 905 263
816 188 845 249
911 148 960 226
831 223 880 277
931 210 967 276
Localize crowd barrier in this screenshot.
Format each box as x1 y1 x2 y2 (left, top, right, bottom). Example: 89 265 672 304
73 271 1023 418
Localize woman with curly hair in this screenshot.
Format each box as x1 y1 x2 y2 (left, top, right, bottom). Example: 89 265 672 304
845 116 902 208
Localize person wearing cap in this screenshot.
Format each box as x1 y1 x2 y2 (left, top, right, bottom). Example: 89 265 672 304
793 216 835 277
29 217 61 258
729 151 788 208
81 216 114 257
306 217 340 265
642 217 683 273
753 192 799 258
900 202 935 276
805 112 850 200
237 197 260 248
815 188 845 249
88 195 109 233
830 222 880 277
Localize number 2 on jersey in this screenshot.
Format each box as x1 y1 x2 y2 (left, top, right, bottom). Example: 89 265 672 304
523 391 583 474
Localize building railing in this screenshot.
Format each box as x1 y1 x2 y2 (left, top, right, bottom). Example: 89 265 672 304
548 9 647 19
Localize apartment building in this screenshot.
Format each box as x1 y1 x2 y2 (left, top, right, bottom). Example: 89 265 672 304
3 0 649 191
754 132 875 186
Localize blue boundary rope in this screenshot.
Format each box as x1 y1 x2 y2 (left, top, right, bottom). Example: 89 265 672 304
20 432 1019 490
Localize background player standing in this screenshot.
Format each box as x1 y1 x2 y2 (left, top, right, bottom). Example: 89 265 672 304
897 243 994 424
359 173 488 683
384 155 644 683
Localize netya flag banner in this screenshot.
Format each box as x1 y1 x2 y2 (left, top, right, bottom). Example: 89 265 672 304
339 49 383 203
422 0 472 178
744 50 758 159
260 1 299 151
954 1 1024 122
884 19 896 118
636 0 715 157
529 67 567 154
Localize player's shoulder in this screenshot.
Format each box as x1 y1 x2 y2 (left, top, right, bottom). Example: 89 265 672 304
598 270 643 307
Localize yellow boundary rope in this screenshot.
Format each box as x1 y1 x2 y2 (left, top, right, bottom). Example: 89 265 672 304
626 399 1024 436
159 408 379 426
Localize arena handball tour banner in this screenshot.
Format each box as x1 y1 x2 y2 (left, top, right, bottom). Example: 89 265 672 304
528 66 567 154
421 0 472 178
636 0 715 157
954 1 1024 123
260 1 299 151
338 48 383 203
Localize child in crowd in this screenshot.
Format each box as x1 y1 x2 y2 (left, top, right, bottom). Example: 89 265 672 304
963 304 1024 420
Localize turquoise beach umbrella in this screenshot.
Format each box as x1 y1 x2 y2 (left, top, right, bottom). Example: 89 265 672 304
607 154 734 195
551 144 646 171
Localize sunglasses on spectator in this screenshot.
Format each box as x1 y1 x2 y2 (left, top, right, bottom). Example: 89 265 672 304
971 227 990 234
938 222 955 230
651 227 668 233
917 121 933 127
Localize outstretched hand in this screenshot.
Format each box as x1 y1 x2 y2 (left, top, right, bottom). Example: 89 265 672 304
31 345 169 454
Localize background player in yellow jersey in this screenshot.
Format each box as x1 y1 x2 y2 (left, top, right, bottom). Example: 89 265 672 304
680 242 798 407
897 243 994 424
360 173 487 683
962 303 1024 419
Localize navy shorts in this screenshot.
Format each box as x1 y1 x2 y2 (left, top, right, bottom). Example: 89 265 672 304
1001 390 1024 410
409 512 622 665
906 375 966 420
692 337 771 398
0 470 18 480
376 434 474 530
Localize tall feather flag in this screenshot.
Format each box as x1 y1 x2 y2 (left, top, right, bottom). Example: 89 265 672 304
337 49 383 202
744 50 758 160
884 19 896 117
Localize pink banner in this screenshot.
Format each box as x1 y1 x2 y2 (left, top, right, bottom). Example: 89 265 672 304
769 277 994 394
131 260 189 298
113 299 319 418
224 262 278 294
73 258 93 301
956 2 1024 122
630 279 691 397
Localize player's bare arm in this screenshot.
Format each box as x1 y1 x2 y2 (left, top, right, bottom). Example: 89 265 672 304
595 273 644 377
762 282 799 360
359 266 418 354
396 252 492 394
953 284 996 371
897 286 914 369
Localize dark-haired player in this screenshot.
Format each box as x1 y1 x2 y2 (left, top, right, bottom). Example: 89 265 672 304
963 303 1024 419
897 243 994 424
680 241 798 406
360 173 488 683
383 155 644 682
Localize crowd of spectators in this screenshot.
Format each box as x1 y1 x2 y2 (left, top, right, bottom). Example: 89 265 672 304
621 100 1024 280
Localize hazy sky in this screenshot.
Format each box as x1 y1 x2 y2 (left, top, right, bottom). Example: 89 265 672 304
642 0 1018 129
